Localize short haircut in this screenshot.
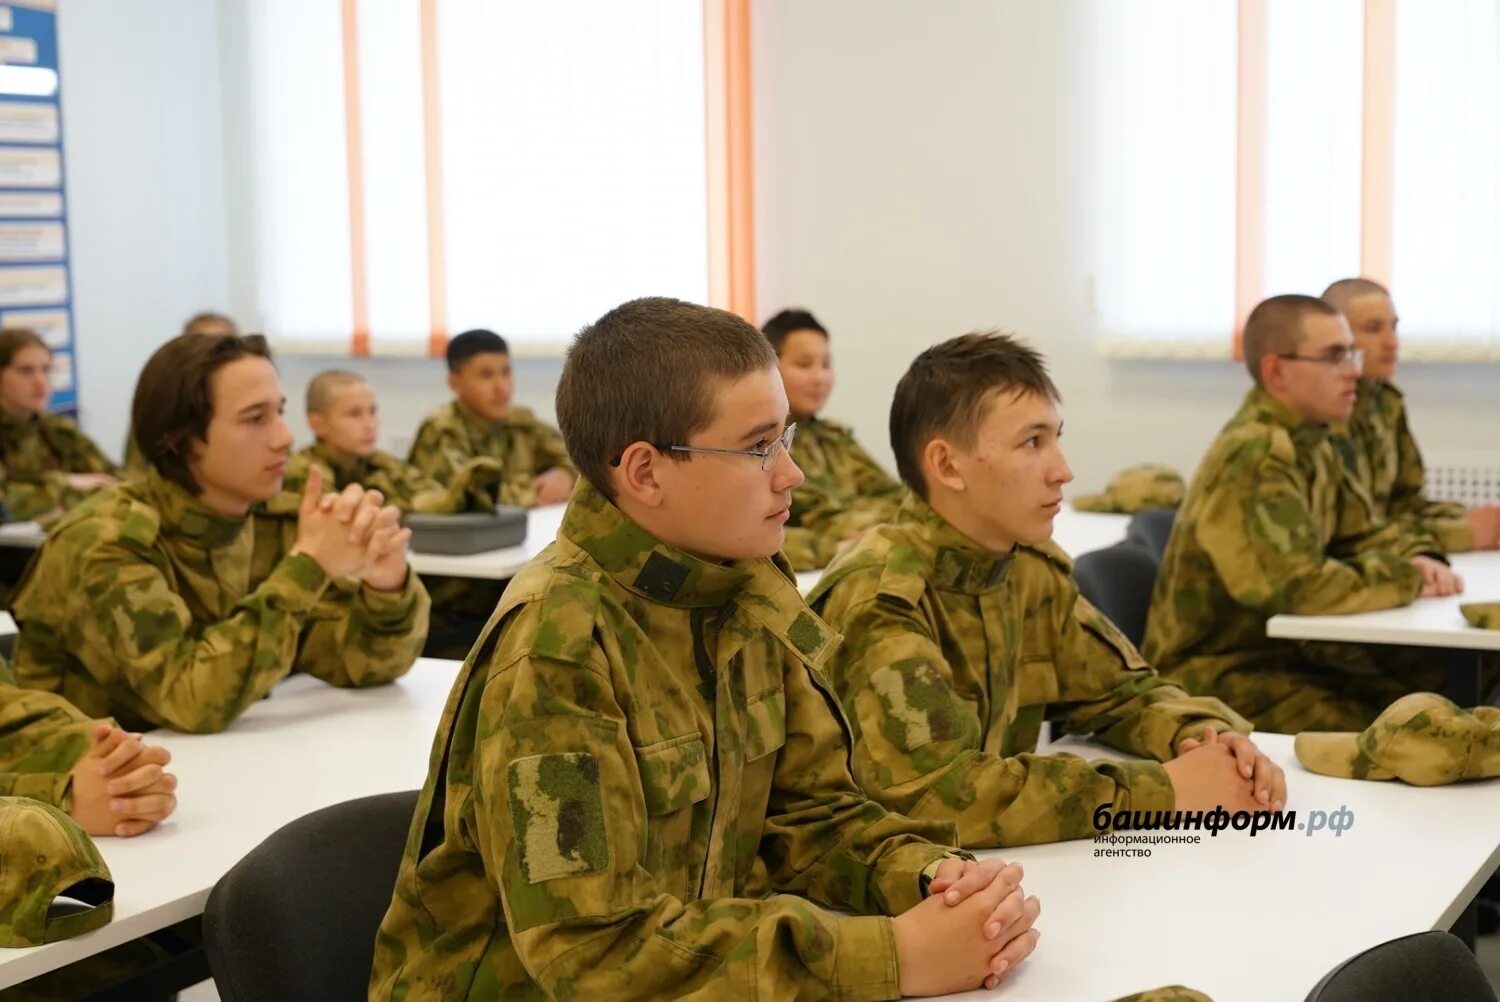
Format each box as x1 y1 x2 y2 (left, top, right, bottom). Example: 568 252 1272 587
1241 294 1340 386
181 311 239 337
556 297 776 499
446 329 509 373
1321 277 1390 314
133 332 272 493
0 328 48 369
890 331 1061 500
306 369 366 416
761 308 828 354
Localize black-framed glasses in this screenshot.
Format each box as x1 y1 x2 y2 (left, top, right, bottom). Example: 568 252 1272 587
1277 346 1365 371
668 423 797 472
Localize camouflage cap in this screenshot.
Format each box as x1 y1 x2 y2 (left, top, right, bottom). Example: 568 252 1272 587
0 797 114 947
1294 693 1500 786
1461 602 1500 630
1073 464 1185 514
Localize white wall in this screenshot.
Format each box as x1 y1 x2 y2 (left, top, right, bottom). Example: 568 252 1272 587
751 0 1500 493
58 0 232 461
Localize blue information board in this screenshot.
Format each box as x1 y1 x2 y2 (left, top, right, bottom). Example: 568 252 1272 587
0 1 75 413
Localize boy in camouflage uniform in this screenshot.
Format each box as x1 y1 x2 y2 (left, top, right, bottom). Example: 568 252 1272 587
276 370 503 514
1322 277 1500 554
762 309 907 570
0 328 117 521
1 659 177 836
811 333 1280 849
10 332 429 734
1144 295 1458 733
122 310 241 476
370 298 1042 1000
407 328 574 508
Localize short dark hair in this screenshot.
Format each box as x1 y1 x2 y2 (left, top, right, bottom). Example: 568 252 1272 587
1241 294 1340 386
556 297 776 499
890 331 1060 500
1321 277 1390 314
181 311 239 337
446 329 509 373
133 332 273 493
305 369 365 416
761 309 828 354
0 328 48 370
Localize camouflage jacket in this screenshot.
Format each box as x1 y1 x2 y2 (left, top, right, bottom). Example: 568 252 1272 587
9 469 428 733
407 401 573 508
370 479 963 1001
272 442 503 515
808 495 1250 848
783 416 905 571
1336 379 1472 553
0 409 117 521
121 423 147 477
0 659 92 809
1143 388 1434 721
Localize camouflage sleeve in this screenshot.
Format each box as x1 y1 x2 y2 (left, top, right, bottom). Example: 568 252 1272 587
69 541 336 732
531 418 574 476
292 572 427 688
64 425 119 476
1387 410 1473 552
820 589 1174 848
0 684 93 809
406 419 467 484
121 427 147 476
481 651 907 1000
404 457 504 514
759 658 961 918
844 438 903 500
780 525 838 572
1047 590 1252 760
0 470 73 521
1198 444 1424 616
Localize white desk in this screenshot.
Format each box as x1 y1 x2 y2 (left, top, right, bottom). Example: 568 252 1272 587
1267 551 1500 652
0 520 43 549
0 611 15 637
0 659 463 991
943 732 1500 1002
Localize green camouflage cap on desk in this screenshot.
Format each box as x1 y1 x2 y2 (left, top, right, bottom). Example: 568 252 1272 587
0 797 114 947
1461 602 1500 630
1108 988 1213 1002
1295 692 1500 786
1073 463 1185 514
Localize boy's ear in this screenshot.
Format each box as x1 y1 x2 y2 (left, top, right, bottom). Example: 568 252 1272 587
613 440 665 508
307 411 329 441
923 436 966 495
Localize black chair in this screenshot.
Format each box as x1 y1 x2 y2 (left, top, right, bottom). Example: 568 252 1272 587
1305 931 1496 1002
203 790 419 1002
1125 506 1177 562
1073 542 1159 648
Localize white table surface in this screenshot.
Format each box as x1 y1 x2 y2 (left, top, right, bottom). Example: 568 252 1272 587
0 659 461 991
941 732 1500 1002
0 520 44 549
0 611 14 637
1268 551 1500 651
5 657 1496 999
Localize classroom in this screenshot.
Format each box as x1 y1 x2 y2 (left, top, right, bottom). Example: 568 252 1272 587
1 1 1498 1000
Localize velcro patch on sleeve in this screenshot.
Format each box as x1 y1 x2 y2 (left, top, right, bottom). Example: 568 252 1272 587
507 752 611 884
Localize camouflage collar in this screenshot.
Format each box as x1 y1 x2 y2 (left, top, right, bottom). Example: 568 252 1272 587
0 407 39 438
1241 387 1328 451
308 440 372 482
142 469 251 549
452 399 525 435
895 494 1013 594
560 479 752 608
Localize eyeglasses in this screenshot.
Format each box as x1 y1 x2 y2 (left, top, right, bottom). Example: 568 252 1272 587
668 423 797 472
1277 346 1365 371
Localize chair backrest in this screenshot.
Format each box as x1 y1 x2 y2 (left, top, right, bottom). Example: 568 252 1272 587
203 790 419 1002
1072 542 1159 648
1125 506 1178 561
1305 931 1497 1002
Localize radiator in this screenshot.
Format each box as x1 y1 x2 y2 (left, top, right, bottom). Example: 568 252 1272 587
1425 465 1500 506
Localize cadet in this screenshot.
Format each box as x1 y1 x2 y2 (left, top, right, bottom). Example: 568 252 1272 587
1 663 178 837
122 310 241 475
371 298 1042 1000
10 331 429 733
0 328 117 521
1143 295 1456 733
762 308 906 570
810 332 1280 849
407 328 574 507
1322 277 1500 553
278 370 502 513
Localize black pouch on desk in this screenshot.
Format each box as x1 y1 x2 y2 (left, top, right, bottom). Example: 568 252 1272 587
405 507 528 555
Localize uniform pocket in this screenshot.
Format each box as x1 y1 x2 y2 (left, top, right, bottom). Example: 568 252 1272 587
634 732 711 816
